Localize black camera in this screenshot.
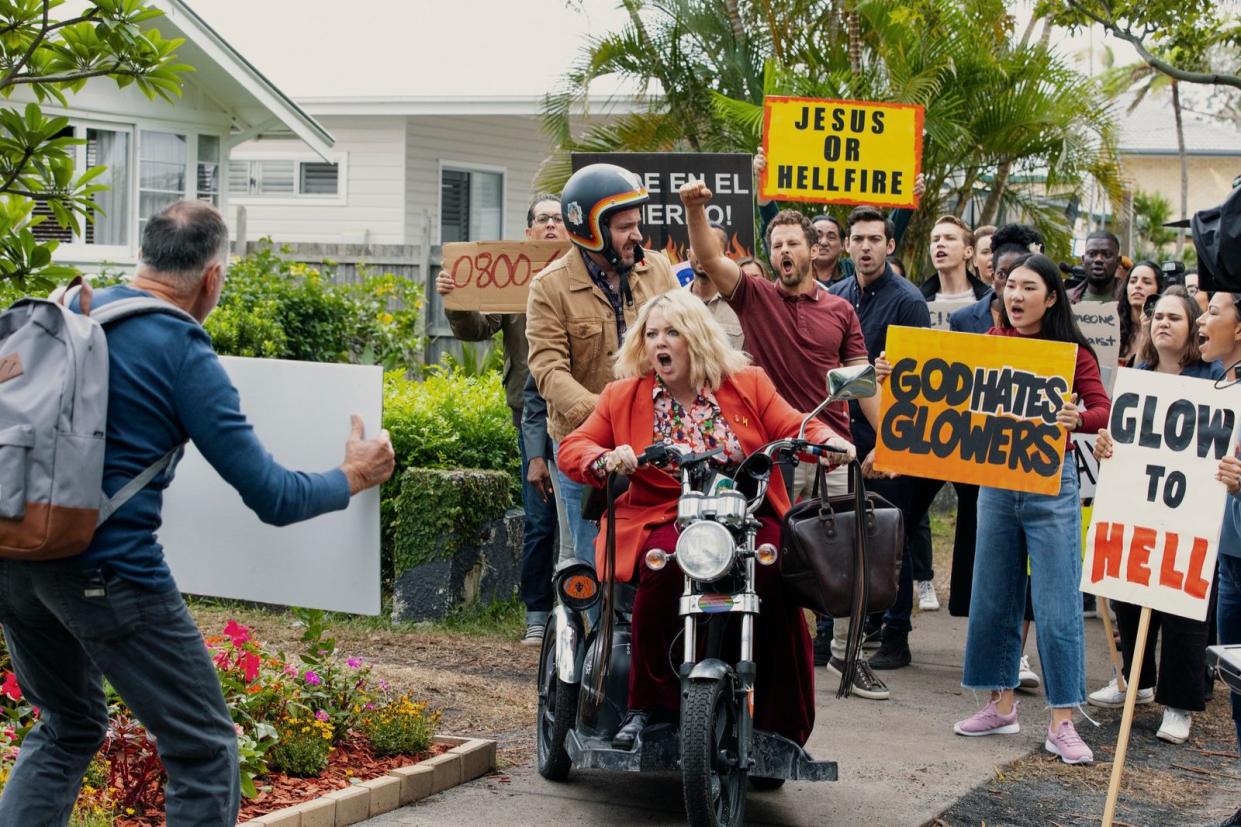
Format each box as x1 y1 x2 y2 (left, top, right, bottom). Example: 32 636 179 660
1161 260 1186 287
1058 261 1086 287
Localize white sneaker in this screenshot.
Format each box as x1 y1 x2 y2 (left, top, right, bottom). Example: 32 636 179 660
916 580 940 611
1018 654 1041 690
1156 707 1192 744
1087 677 1154 709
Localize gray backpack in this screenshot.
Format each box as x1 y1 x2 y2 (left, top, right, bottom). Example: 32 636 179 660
0 287 196 559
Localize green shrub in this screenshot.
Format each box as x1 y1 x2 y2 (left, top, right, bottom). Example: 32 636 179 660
390 468 511 575
268 714 333 777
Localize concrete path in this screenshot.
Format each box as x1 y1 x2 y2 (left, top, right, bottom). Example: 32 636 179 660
363 606 1117 826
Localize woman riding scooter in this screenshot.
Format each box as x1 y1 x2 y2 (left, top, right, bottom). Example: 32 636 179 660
558 290 854 750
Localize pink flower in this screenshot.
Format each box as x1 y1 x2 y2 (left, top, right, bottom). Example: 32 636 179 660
283 664 299 677
1 672 22 702
315 709 330 722
222 619 251 648
238 652 261 684
346 657 362 669
304 671 322 686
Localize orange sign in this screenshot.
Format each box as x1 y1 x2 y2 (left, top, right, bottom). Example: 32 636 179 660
874 327 1078 494
440 241 570 314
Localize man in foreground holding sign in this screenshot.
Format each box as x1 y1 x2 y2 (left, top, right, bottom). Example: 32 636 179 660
877 253 1110 763
0 202 395 825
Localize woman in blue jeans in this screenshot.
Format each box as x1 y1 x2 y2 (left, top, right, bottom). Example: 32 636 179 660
936 254 1110 763
1198 290 1241 758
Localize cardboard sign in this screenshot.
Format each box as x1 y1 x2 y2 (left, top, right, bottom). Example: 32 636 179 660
440 240 569 314
1072 305 1122 391
161 357 383 615
760 96 924 209
571 152 756 263
1082 368 1240 621
874 327 1078 494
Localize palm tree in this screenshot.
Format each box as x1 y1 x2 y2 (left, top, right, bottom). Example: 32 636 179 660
540 0 1123 274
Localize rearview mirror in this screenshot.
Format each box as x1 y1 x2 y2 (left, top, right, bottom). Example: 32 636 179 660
826 364 877 402
796 364 878 440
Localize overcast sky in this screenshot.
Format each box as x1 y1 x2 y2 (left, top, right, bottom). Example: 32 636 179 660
189 0 1141 101
192 0 634 98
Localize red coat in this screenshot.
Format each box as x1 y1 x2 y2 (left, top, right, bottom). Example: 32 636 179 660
558 366 842 578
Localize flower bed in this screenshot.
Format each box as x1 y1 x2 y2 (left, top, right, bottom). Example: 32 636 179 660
0 610 451 825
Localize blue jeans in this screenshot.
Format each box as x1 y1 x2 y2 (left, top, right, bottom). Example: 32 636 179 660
1218 554 1241 754
0 560 239 826
964 462 1086 707
552 441 599 572
519 426 558 625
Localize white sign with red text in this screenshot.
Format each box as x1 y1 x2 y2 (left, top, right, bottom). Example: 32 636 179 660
1082 368 1240 621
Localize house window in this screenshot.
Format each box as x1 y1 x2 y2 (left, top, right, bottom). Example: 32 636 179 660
31 125 130 248
439 167 502 242
228 159 339 197
197 134 220 205
139 130 187 235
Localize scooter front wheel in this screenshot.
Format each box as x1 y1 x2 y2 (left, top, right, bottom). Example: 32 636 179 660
680 678 746 827
536 622 578 781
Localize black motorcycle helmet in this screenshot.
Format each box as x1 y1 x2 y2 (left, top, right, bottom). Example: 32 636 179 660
562 163 650 274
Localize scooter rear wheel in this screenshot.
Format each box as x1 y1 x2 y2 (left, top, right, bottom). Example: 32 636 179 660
536 622 578 781
680 678 746 827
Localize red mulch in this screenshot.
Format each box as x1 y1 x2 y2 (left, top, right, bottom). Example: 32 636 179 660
113 736 451 825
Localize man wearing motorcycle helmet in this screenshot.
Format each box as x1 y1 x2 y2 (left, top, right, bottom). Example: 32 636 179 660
527 163 680 571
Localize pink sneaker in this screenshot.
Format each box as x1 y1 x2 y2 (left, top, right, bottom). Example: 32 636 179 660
1045 720 1093 764
953 700 1020 736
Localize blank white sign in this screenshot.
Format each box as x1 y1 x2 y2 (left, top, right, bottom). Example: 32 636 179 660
160 356 383 615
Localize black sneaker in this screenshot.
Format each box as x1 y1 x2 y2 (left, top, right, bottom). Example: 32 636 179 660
825 656 890 699
1220 807 1241 827
1082 593 1098 619
869 631 911 670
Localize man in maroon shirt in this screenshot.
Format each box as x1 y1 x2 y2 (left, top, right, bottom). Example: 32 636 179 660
680 180 875 503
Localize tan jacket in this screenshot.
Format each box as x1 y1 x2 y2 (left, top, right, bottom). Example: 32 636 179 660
527 249 679 442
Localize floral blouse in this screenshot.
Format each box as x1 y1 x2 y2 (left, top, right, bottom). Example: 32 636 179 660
650 379 745 463
591 378 746 476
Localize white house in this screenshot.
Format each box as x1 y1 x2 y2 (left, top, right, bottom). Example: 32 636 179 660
20 0 335 270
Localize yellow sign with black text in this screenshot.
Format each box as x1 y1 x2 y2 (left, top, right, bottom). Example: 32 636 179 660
761 96 924 209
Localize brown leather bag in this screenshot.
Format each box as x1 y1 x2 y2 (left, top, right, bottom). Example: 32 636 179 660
779 460 904 619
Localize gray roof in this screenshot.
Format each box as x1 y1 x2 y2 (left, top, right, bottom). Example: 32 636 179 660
1119 97 1240 156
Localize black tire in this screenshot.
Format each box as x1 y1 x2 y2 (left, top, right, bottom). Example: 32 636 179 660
680 679 747 827
749 776 785 791
536 622 578 781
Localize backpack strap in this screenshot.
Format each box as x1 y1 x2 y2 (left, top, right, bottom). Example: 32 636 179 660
96 445 185 527
90 296 199 327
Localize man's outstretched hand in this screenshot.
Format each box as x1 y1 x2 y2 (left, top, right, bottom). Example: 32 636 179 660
341 414 395 494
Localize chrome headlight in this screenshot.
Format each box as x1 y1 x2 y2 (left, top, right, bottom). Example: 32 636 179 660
675 522 737 582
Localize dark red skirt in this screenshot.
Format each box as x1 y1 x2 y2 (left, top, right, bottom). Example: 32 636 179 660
626 518 815 745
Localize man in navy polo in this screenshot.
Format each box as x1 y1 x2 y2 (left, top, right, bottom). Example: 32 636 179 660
829 205 936 678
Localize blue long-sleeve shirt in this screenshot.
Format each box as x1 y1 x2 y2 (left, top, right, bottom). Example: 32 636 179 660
74 286 351 590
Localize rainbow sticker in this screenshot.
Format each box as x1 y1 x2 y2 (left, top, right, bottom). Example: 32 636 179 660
697 594 735 613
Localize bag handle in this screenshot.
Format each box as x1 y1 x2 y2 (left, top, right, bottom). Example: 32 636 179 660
835 459 871 699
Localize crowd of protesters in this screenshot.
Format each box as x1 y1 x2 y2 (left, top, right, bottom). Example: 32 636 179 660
471 156 1241 775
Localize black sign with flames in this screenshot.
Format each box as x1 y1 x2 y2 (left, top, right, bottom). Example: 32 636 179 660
571 152 756 264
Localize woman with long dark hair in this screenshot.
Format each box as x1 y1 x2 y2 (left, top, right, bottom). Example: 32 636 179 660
1117 261 1164 366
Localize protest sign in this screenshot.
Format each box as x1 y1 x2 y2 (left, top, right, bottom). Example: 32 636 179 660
760 96 923 209
571 152 755 263
161 357 383 615
1071 433 1101 501
925 300 969 331
1081 367 1239 622
440 240 569 313
873 326 1077 494
1072 304 1121 391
